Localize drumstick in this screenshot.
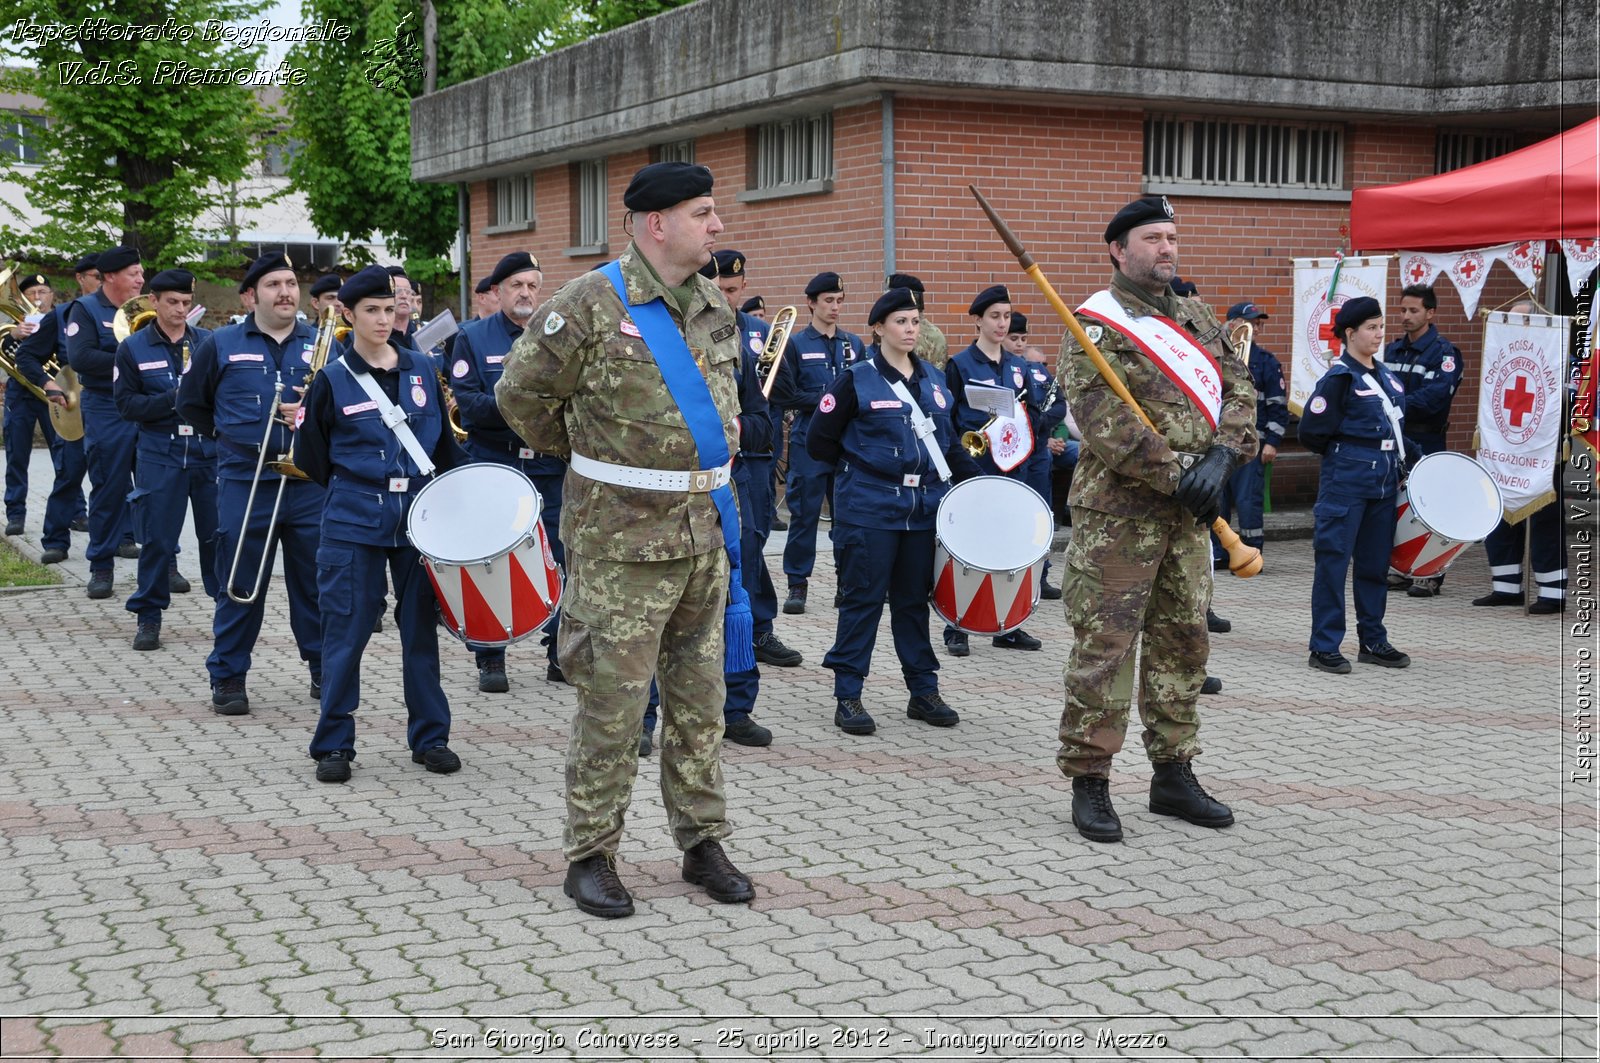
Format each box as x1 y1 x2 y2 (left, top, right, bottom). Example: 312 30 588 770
967 185 1261 579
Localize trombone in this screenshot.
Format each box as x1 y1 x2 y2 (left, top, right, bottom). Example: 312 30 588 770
757 305 799 400
226 305 338 604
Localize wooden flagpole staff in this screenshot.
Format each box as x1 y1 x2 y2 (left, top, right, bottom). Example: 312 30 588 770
968 184 1262 579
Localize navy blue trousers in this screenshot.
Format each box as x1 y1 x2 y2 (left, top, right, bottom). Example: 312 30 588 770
309 537 450 760
781 423 832 587
1310 490 1397 653
824 523 940 701
126 453 219 622
209 476 323 682
79 388 136 570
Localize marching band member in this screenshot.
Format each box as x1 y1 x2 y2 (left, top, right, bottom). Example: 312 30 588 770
113 269 218 650
1056 196 1256 844
775 271 863 615
4 273 59 538
473 276 499 320
297 265 467 783
177 252 323 716
308 274 343 315
738 296 766 322
386 267 419 349
943 284 1045 654
65 245 144 598
1299 296 1415 673
449 251 564 691
17 253 97 559
807 287 978 736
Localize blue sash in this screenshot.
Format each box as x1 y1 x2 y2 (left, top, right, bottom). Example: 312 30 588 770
599 261 754 673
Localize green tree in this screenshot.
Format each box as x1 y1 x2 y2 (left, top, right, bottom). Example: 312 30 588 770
559 0 695 38
0 0 278 268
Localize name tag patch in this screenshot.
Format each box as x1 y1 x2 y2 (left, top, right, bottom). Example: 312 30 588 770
229 353 264 363
619 320 641 338
138 360 167 371
486 355 504 365
869 400 903 410
802 352 826 360
342 400 379 416
710 324 736 343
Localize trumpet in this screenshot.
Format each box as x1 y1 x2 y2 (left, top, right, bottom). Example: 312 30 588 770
226 305 338 604
757 305 799 400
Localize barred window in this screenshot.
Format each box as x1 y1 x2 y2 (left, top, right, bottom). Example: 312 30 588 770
1144 115 1344 191
491 174 535 229
0 110 45 164
576 159 606 248
1435 131 1515 173
653 139 695 164
753 113 833 190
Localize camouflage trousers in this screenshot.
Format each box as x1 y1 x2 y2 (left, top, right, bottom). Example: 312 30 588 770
558 548 731 861
1057 507 1210 778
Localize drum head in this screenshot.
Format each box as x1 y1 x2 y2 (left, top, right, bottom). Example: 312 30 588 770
935 475 1053 571
407 463 541 564
1408 452 1503 542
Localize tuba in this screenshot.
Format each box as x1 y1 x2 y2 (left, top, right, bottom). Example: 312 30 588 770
112 295 157 341
757 305 799 399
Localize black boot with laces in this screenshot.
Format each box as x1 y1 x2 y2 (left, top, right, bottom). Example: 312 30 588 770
1149 761 1234 828
1071 776 1123 843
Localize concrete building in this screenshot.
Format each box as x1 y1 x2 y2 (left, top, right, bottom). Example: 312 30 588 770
410 0 1595 502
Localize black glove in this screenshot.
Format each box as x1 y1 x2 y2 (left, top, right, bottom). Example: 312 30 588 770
1173 444 1235 524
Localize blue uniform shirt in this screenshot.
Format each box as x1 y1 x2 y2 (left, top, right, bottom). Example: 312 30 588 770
1298 353 1411 499
1382 325 1462 439
1245 342 1289 449
113 322 217 467
64 290 122 392
775 322 863 414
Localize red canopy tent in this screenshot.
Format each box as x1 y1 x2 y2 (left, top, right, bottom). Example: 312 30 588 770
1350 117 1599 252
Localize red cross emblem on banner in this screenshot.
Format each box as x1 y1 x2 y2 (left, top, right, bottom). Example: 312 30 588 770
1502 375 1535 427
1318 306 1342 357
1408 261 1430 283
1574 238 1595 254
1458 258 1478 280
1513 241 1533 259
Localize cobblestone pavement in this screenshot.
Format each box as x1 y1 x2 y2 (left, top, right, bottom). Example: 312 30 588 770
1 449 1596 1060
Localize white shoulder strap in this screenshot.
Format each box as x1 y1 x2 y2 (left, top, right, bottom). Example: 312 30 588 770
1359 371 1407 457
341 360 436 477
884 374 953 482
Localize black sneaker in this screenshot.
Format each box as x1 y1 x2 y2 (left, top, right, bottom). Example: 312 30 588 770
1472 591 1524 607
132 623 160 651
1200 676 1222 695
168 566 191 594
1406 578 1441 598
753 632 802 667
993 628 1042 651
371 613 383 633
116 541 140 559
1206 609 1231 633
1040 578 1063 601
3 519 21 536
906 692 959 727
412 745 462 773
834 698 876 735
771 516 787 531
309 673 322 700
70 517 89 533
1358 642 1410 668
211 676 249 715
1308 651 1351 674
1528 598 1565 615
945 631 970 657
315 751 352 783
833 591 843 608
478 660 509 693
86 572 113 600
782 586 807 614
723 715 773 747
39 548 67 565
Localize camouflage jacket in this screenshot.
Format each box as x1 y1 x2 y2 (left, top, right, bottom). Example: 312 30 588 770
1057 276 1257 522
496 242 741 562
914 318 949 369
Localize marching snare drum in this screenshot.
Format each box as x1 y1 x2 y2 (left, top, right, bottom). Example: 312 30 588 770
406 463 562 647
1390 451 1504 578
932 475 1055 636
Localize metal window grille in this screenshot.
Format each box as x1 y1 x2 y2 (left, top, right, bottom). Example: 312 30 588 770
577 159 607 246
1144 115 1344 190
1435 131 1515 173
492 174 534 227
0 110 44 164
754 113 833 189
655 139 695 164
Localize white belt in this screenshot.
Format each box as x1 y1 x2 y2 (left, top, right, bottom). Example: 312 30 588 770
570 451 732 493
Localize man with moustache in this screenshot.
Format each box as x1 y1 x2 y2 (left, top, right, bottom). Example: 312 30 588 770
448 251 564 691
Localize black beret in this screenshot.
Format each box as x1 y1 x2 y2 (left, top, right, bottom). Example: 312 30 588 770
242 251 294 291
1007 311 1029 335
885 272 924 294
96 245 140 274
474 276 492 295
338 264 395 307
1104 195 1176 244
1332 296 1382 337
968 284 1011 316
805 272 843 298
740 296 765 314
867 288 920 327
385 265 408 279
1170 277 1199 297
72 254 98 274
712 249 746 278
623 161 714 213
17 273 48 293
697 259 717 280
309 274 342 298
488 252 540 287
148 269 195 294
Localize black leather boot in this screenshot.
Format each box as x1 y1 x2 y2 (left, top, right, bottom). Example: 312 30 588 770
563 854 634 918
682 839 754 903
1149 761 1234 828
1071 776 1122 843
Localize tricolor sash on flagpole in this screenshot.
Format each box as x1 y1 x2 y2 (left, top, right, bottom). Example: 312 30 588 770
599 261 754 673
1077 289 1223 429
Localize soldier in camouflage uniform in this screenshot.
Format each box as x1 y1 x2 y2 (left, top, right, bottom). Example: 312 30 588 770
496 162 756 918
1056 196 1258 844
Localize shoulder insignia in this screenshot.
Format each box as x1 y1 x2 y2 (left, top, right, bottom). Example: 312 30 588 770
544 311 565 335
818 393 837 413
451 359 469 379
1309 396 1328 414
1084 324 1102 344
1440 355 1457 373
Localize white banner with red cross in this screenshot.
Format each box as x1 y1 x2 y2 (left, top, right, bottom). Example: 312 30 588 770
1289 256 1391 415
1561 238 1600 298
1475 310 1568 522
1396 242 1548 316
